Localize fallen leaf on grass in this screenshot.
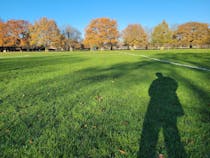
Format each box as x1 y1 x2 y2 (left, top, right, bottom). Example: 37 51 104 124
81 124 88 128
29 139 33 144
5 129 10 133
95 95 103 102
122 121 129 125
119 149 126 154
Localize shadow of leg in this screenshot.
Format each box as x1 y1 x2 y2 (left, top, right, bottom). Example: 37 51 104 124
163 123 188 158
138 121 160 158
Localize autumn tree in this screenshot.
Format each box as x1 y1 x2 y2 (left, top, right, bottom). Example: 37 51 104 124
207 27 210 44
0 20 5 48
84 17 119 50
30 17 61 51
63 25 82 51
1 20 30 50
58 34 67 51
174 22 209 48
152 20 172 47
17 20 31 50
122 24 148 49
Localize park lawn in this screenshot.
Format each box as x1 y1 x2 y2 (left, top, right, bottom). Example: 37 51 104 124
146 49 210 69
0 50 209 158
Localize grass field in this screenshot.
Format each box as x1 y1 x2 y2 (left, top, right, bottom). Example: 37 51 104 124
0 49 210 158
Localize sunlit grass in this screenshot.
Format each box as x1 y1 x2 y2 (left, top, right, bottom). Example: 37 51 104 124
0 49 209 157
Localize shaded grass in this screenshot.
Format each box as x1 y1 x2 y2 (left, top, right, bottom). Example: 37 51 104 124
135 49 210 69
0 50 210 157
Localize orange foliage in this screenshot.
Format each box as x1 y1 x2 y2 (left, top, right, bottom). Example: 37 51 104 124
0 20 30 48
174 22 209 46
0 20 5 46
30 17 61 50
84 18 119 49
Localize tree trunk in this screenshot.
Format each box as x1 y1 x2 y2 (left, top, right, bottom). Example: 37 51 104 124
70 47 73 51
45 47 48 52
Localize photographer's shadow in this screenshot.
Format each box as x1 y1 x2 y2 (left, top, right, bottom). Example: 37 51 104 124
138 73 187 158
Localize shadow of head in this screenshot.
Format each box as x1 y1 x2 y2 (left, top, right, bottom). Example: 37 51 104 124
156 72 163 78
149 72 178 98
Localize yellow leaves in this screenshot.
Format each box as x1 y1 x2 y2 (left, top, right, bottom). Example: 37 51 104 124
122 24 147 47
30 17 61 48
152 20 172 45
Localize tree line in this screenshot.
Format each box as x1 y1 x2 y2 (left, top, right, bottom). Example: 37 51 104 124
0 17 82 52
0 17 209 51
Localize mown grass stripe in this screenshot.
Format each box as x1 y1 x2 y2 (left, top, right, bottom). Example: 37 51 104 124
121 52 210 72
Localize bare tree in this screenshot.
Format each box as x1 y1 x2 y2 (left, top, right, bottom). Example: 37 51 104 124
63 25 82 51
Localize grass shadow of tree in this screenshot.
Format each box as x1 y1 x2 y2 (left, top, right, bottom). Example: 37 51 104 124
0 59 157 157
0 56 87 72
155 53 210 69
138 72 187 158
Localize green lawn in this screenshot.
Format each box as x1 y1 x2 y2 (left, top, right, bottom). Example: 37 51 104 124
0 49 210 158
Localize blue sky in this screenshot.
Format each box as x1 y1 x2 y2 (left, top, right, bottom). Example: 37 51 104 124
1 0 210 36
